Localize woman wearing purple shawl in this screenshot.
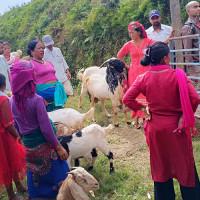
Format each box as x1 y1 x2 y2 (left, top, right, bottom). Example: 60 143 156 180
9 61 70 200
123 42 200 200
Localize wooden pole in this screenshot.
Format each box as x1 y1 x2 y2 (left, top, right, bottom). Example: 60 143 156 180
170 0 184 70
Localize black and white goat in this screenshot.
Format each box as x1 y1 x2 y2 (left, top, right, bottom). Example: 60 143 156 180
81 58 130 126
57 124 114 174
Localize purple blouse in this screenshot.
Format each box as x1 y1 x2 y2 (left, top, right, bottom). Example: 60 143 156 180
9 94 59 147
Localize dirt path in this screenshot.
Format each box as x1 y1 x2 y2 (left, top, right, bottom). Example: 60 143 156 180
107 125 151 175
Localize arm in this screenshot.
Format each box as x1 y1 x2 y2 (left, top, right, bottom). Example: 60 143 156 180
36 98 59 147
122 76 143 111
163 28 174 44
58 49 71 80
117 56 129 70
36 98 68 159
181 26 194 65
1 99 20 140
186 76 199 112
117 42 130 70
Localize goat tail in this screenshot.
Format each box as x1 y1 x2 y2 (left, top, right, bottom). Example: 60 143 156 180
104 124 114 133
77 68 85 81
83 106 95 122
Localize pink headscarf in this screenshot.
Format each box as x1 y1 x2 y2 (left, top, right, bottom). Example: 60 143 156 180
128 21 147 38
10 61 36 118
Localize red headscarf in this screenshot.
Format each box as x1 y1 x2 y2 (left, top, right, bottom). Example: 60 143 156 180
10 61 36 119
128 21 147 38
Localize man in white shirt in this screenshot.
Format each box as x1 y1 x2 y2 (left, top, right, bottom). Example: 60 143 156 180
0 41 11 91
42 35 73 96
146 9 172 42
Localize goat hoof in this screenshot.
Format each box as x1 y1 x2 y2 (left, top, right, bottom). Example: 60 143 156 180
114 124 119 127
88 166 94 171
127 121 131 125
109 167 115 174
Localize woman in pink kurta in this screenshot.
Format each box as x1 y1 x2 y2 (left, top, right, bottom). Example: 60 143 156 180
117 22 154 128
123 42 200 200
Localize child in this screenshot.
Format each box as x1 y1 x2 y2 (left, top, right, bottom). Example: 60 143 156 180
0 73 27 200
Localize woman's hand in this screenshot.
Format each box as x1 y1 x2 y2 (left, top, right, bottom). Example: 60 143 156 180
55 143 69 160
141 106 151 121
178 115 183 127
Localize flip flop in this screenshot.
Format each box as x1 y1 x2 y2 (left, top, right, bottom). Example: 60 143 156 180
134 123 141 129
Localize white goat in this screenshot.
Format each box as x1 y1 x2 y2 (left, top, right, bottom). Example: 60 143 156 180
57 123 114 174
77 66 106 108
57 167 99 200
48 107 94 134
81 58 130 126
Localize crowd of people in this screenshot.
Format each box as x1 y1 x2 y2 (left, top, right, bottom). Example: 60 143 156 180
0 0 200 199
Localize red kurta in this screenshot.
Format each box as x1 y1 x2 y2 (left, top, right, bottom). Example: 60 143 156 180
123 68 199 187
118 38 154 118
0 96 26 190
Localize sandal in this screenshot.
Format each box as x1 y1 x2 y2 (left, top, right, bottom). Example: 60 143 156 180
132 122 141 129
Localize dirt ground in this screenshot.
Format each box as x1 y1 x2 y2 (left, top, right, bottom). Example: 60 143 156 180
106 125 151 174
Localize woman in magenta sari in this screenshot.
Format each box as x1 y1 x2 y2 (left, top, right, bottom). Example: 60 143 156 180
123 42 200 200
117 22 154 128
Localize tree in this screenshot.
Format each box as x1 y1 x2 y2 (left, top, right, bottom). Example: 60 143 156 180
170 0 184 70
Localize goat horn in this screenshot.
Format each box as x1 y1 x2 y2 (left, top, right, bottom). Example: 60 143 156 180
99 57 117 68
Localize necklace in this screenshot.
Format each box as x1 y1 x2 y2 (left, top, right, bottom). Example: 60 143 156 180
32 59 44 64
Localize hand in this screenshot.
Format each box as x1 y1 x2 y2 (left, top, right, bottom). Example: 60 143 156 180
66 69 72 80
190 73 198 83
178 115 183 127
142 106 151 121
169 28 174 38
17 137 23 145
55 143 69 160
44 99 49 106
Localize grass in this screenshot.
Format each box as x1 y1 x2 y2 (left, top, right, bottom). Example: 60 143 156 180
1 89 200 200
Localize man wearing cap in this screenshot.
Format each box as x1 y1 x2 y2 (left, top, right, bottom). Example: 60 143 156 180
181 1 200 78
42 35 73 97
146 9 172 42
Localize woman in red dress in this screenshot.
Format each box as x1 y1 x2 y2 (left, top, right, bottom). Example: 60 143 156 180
117 22 154 128
0 73 27 200
123 42 200 200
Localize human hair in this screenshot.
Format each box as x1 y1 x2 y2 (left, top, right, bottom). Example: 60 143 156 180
134 27 144 38
3 42 11 47
140 42 170 66
27 40 39 56
0 41 3 45
0 73 6 89
186 1 198 10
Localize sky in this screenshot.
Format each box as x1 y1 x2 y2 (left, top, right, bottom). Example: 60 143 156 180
0 0 31 15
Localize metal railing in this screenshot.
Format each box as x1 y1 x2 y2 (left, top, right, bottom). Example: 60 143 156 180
169 34 200 105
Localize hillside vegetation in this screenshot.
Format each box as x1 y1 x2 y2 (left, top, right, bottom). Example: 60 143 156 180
0 0 189 86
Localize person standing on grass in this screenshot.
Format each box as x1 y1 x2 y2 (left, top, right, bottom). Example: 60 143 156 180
123 42 200 200
9 61 70 200
42 35 73 97
0 73 27 200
